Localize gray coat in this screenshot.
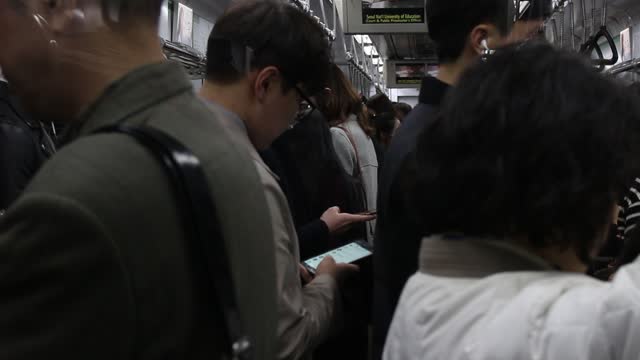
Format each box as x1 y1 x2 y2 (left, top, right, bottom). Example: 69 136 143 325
331 115 379 243
0 62 277 359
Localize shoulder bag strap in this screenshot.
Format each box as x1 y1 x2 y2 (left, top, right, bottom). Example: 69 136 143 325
93 124 251 360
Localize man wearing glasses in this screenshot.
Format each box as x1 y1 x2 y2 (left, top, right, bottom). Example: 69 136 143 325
200 2 359 359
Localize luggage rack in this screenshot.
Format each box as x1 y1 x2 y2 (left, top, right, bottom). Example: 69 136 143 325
161 39 207 80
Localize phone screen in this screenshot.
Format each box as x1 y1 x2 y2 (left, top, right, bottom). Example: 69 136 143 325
304 241 372 273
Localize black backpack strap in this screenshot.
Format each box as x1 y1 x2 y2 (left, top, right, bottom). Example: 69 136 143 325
93 124 251 360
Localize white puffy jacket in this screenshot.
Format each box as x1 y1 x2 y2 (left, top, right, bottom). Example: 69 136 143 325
384 236 640 360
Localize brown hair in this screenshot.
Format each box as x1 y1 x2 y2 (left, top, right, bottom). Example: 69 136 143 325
317 64 374 137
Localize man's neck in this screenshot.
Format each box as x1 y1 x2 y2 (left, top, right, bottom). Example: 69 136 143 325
200 81 269 150
200 81 251 123
436 63 463 86
436 54 476 86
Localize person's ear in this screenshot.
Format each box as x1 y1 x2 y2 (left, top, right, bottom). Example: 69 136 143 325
469 24 501 56
253 66 282 103
470 24 490 56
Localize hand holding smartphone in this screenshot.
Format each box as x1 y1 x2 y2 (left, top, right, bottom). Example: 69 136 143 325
303 240 373 275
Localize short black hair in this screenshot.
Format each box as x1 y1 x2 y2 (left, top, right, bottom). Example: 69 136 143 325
205 0 331 95
394 102 412 117
427 0 513 63
402 42 640 264
629 82 640 97
366 94 395 115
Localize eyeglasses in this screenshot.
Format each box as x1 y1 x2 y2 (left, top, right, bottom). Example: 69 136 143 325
294 85 317 112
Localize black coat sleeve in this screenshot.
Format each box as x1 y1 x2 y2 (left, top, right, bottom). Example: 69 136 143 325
297 219 330 260
0 123 39 210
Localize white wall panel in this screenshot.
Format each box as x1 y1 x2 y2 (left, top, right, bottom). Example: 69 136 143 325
193 15 214 54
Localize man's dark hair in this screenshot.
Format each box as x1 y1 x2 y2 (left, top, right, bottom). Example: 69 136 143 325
629 82 640 97
401 42 640 264
205 0 331 95
367 94 396 145
393 102 412 118
426 0 513 63
366 94 395 115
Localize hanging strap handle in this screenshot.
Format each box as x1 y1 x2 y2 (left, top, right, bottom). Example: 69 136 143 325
93 124 252 360
580 26 619 71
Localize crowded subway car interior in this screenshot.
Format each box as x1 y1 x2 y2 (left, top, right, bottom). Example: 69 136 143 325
3 0 640 359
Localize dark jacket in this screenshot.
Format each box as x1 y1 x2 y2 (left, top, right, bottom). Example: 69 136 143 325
0 62 278 359
260 147 331 261
373 76 450 359
0 82 55 210
261 110 372 359
267 110 366 259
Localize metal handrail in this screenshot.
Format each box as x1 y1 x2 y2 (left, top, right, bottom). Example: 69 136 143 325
161 39 207 79
290 0 336 41
606 58 640 76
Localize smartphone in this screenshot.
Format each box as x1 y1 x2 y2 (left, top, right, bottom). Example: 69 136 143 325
303 240 373 274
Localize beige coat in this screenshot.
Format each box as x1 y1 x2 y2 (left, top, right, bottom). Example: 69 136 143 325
210 102 342 359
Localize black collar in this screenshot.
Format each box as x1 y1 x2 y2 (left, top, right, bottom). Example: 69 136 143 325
0 81 10 103
418 76 450 106
0 81 38 129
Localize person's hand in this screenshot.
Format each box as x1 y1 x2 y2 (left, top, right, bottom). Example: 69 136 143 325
320 206 376 234
299 264 313 285
315 255 359 285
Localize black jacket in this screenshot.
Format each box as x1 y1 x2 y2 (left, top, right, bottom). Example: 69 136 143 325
373 76 450 359
260 147 331 261
0 82 55 210
263 110 367 259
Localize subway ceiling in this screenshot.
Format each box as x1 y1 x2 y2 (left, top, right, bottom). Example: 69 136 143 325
368 0 640 62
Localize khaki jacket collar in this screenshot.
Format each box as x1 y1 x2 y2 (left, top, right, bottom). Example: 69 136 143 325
205 100 280 181
419 235 553 278
61 61 193 143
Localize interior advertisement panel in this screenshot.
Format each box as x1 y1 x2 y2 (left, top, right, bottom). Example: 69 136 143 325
361 0 424 25
387 61 438 88
339 0 427 34
395 63 425 85
174 3 194 47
